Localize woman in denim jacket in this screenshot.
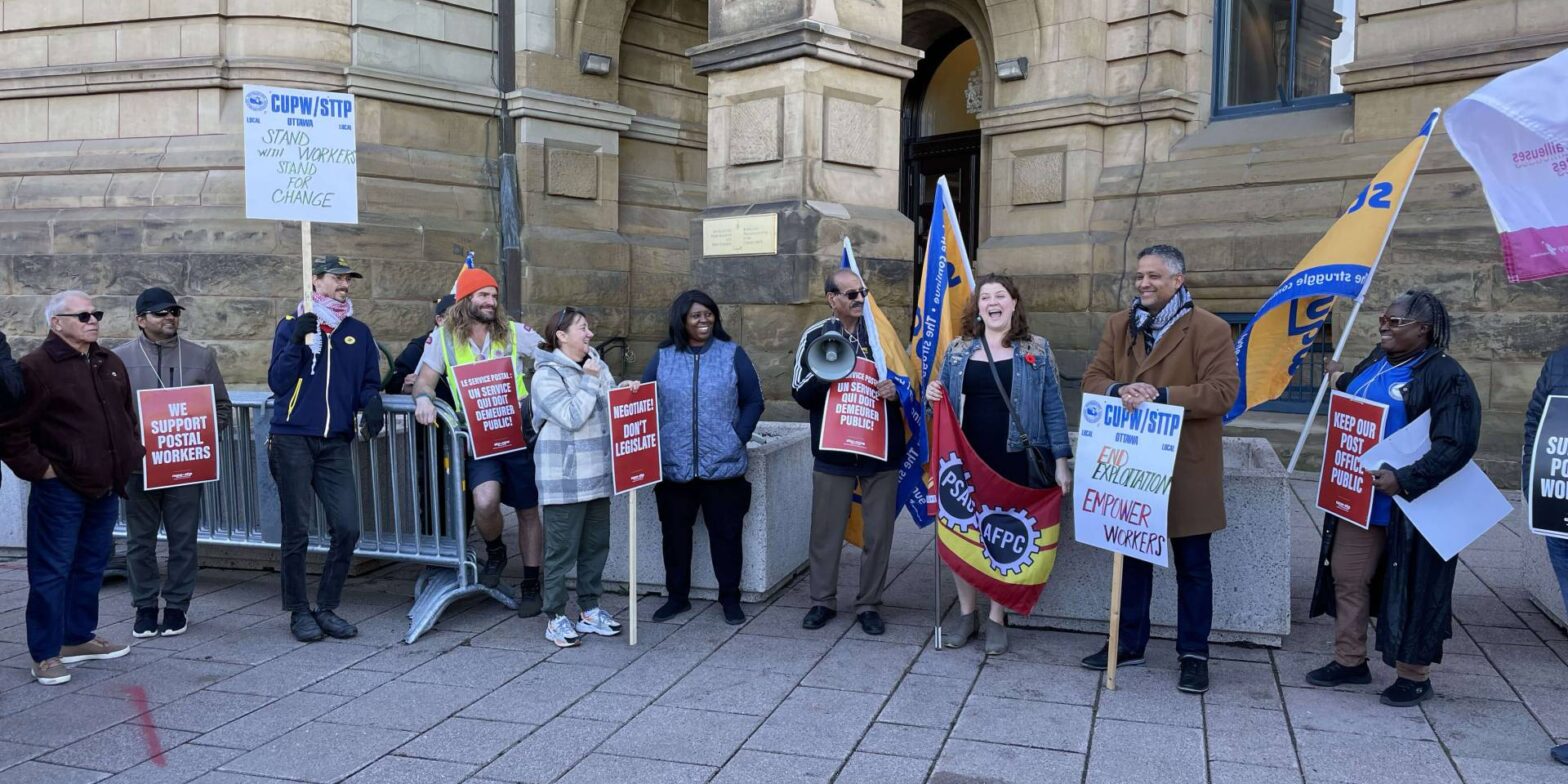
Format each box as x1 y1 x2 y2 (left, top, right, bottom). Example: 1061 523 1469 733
925 273 1073 654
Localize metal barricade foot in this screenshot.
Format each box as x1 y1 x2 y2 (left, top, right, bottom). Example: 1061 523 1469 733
405 565 519 643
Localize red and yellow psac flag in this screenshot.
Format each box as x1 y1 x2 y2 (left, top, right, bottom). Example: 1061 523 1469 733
1223 109 1439 422
930 397 1061 614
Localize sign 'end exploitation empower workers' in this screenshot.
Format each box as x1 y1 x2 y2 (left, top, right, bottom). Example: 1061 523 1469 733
242 84 358 225
1073 394 1185 568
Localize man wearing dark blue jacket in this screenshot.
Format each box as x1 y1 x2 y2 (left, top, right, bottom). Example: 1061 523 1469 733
1524 344 1568 766
268 256 384 642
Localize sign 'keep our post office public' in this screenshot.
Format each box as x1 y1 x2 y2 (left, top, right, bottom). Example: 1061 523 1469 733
242 84 358 224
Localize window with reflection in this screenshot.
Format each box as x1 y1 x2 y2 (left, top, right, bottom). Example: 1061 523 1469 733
1216 0 1355 115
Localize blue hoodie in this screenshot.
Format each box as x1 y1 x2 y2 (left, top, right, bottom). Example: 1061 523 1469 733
268 314 381 438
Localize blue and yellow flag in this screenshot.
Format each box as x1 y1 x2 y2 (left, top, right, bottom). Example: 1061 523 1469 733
1224 109 1440 422
910 175 976 389
841 239 932 547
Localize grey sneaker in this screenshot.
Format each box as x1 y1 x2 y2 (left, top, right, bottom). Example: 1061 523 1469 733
983 618 1009 656
576 608 622 637
546 614 582 648
31 657 70 685
941 611 977 649
59 637 129 664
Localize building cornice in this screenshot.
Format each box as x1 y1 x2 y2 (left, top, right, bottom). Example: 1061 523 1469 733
1339 31 1568 93
687 20 922 80
505 88 636 133
978 90 1199 135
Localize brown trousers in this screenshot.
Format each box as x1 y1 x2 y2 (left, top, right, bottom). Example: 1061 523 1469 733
1332 521 1430 682
808 470 898 613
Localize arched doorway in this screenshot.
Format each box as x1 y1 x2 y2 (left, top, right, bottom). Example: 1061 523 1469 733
901 19 982 264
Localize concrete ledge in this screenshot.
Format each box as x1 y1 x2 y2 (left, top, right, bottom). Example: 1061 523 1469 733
602 421 813 603
1016 436 1293 647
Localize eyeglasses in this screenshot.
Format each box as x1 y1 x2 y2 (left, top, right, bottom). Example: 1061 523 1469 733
1378 315 1421 329
834 288 870 302
56 311 104 324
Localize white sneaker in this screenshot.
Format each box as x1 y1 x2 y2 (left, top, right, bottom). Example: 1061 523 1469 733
576 607 622 637
545 614 581 648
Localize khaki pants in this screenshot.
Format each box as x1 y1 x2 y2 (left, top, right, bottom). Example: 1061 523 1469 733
1332 521 1430 681
808 471 898 613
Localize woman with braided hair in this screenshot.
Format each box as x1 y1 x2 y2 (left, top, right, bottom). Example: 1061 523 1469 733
1306 289 1480 707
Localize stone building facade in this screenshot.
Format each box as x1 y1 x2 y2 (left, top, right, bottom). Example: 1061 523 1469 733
0 0 1563 480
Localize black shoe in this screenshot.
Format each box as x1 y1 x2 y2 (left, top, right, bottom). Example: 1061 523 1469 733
802 605 836 630
1305 660 1371 687
158 608 188 637
480 548 507 589
515 578 543 619
313 610 358 640
1178 657 1209 694
857 610 885 636
133 607 159 639
1552 742 1568 765
291 611 324 642
1380 677 1433 707
652 598 692 622
1080 646 1146 671
721 601 746 626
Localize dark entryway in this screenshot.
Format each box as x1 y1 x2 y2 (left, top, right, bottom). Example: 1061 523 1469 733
901 25 982 266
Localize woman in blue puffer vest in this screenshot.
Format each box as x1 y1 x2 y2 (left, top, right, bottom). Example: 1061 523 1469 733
634 290 765 625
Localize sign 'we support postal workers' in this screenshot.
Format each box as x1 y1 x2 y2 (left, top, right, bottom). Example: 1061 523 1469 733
242 84 358 224
1073 394 1184 568
138 385 220 491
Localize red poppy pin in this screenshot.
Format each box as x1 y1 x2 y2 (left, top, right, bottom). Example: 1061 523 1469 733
1023 354 1037 366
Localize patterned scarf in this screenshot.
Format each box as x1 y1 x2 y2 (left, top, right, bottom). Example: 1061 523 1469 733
298 293 353 357
1129 286 1194 353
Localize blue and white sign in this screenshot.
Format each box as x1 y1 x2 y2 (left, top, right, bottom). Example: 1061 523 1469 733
1073 394 1185 567
243 84 358 224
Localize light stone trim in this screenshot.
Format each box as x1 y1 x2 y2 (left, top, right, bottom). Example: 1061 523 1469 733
624 114 707 151
1011 148 1066 205
505 87 635 133
344 65 501 115
978 90 1199 135
545 145 599 200
728 96 782 166
822 92 878 169
688 19 922 80
1338 30 1568 93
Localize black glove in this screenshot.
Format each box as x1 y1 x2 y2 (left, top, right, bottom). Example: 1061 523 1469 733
291 313 319 344
361 394 385 439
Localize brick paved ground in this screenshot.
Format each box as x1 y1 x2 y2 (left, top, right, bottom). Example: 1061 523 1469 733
1 475 1566 783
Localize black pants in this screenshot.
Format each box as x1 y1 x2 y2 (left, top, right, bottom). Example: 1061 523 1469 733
268 435 360 613
125 480 203 611
653 477 751 604
1118 533 1213 659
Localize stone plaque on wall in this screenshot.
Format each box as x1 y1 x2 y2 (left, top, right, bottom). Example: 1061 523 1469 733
703 214 778 257
1012 149 1066 205
729 97 782 165
546 146 599 200
823 95 878 168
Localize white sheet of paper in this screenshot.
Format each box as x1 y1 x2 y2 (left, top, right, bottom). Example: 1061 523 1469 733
1357 411 1513 561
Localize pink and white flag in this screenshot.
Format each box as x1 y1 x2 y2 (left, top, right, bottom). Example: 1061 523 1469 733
1448 48 1568 283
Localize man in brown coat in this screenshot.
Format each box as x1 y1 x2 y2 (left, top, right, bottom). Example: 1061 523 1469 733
1077 245 1239 694
0 290 144 685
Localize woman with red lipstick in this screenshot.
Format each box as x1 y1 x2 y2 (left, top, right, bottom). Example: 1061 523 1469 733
1306 289 1480 708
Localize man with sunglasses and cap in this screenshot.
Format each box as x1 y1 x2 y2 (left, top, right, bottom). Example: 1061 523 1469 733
112 288 232 639
268 256 385 643
0 291 142 684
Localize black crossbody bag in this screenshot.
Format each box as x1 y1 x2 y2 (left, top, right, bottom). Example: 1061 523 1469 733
974 340 1055 489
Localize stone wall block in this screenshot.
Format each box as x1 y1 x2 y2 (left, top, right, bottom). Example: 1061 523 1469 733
149 0 221 17
1011 148 1066 205
150 170 208 206
4 0 85 30
523 229 630 272
86 0 152 25
72 137 171 174
116 22 183 61
11 253 182 296
525 266 628 307
198 169 243 207
160 135 243 170
13 173 112 209
546 146 600 200
47 27 116 66
183 253 294 297
1492 266 1568 312
144 215 279 255
0 98 50 144
0 212 54 254
52 216 145 254
728 95 782 166
180 19 221 56
1107 0 1187 23
48 94 118 141
0 34 48 69
821 94 878 169
1491 360 1547 414
180 297 275 340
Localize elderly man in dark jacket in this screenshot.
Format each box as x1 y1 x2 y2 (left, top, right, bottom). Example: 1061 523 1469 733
0 290 143 685
1524 344 1568 765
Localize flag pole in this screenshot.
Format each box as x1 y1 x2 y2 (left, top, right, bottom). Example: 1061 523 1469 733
1283 107 1440 475
1106 553 1124 690
629 492 638 646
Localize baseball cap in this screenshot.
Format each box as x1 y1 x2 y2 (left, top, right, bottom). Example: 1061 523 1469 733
311 255 363 278
135 287 182 315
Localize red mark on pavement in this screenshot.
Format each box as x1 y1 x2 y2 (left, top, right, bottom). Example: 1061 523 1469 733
123 685 166 767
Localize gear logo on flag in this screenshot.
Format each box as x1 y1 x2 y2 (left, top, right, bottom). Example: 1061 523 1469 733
935 452 977 534
977 505 1044 576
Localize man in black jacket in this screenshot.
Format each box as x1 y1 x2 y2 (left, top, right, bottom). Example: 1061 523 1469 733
1523 344 1568 765
385 294 455 403
0 330 21 455
791 268 904 636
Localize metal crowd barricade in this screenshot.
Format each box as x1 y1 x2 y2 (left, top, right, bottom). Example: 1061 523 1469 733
114 390 515 643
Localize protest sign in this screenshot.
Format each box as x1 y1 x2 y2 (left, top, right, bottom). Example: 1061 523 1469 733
609 383 661 494
243 85 358 225
138 385 220 491
818 357 888 461
451 357 525 460
1529 395 1568 539
1360 412 1513 560
1315 392 1389 528
1073 394 1184 568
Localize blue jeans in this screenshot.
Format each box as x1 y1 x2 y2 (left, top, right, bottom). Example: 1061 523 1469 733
26 479 119 662
1548 536 1568 615
1117 533 1213 659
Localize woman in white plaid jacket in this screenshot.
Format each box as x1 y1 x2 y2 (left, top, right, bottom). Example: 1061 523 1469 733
531 307 622 648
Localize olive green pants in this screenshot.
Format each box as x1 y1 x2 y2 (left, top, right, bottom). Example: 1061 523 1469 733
541 498 612 617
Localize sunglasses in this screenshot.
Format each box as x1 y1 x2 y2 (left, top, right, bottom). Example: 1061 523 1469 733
56 311 105 324
834 288 870 302
145 309 183 318
1378 315 1421 329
